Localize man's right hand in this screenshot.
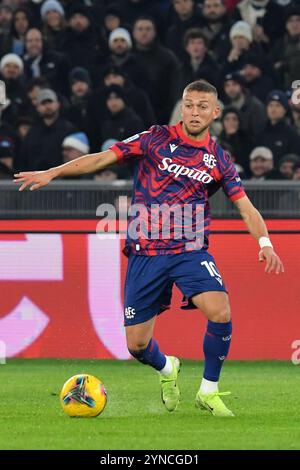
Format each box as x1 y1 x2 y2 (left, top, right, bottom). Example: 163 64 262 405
14 169 57 191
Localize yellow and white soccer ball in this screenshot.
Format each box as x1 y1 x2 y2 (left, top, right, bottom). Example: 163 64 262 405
60 374 107 417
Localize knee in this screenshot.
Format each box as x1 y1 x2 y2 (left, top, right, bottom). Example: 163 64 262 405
211 306 231 323
127 339 149 356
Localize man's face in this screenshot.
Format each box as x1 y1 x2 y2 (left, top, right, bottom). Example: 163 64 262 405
250 157 273 177
173 0 194 18
25 29 43 57
104 74 125 87
181 90 220 135
286 15 300 36
243 64 261 82
280 161 295 179
36 99 60 119
267 101 286 122
0 7 12 27
110 37 129 55
185 38 206 60
69 13 90 32
44 10 62 28
224 80 242 100
231 36 250 51
1 63 22 80
202 0 225 21
107 95 125 114
71 81 89 97
14 10 29 35
223 112 239 134
104 14 121 32
133 20 156 47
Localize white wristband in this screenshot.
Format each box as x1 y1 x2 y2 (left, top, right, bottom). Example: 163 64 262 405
259 236 273 249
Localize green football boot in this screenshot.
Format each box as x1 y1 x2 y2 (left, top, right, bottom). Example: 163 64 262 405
195 390 234 417
159 356 181 412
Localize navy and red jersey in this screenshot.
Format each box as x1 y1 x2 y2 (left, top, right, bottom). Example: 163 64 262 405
111 122 245 256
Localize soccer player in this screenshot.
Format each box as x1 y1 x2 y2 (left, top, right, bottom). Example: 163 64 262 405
14 80 284 417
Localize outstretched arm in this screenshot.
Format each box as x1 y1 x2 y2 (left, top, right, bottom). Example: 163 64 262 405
234 195 284 274
14 149 118 191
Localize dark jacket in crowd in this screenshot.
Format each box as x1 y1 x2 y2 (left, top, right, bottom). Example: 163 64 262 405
271 33 300 90
176 53 221 98
23 48 71 96
257 119 300 165
101 107 144 148
18 116 75 171
219 129 252 173
166 5 203 60
134 41 180 123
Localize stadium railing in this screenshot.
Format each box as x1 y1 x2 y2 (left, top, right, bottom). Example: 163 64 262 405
0 180 299 219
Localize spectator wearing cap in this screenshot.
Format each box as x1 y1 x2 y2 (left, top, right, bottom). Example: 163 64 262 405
166 0 203 60
106 27 150 94
64 67 92 130
0 53 29 118
224 20 266 74
241 55 274 102
18 88 75 171
23 28 71 96
257 90 300 165
248 146 274 180
270 6 300 90
199 0 232 64
133 16 179 122
233 0 285 44
175 28 220 101
219 106 252 174
41 0 67 51
223 72 267 140
86 65 155 151
60 4 106 78
100 84 144 149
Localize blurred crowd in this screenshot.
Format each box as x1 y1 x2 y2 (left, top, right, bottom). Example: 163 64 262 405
0 0 300 182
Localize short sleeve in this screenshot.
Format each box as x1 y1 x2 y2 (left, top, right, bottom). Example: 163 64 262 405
220 151 246 202
110 127 154 163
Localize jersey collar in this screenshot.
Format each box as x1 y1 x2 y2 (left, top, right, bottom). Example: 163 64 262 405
175 121 211 148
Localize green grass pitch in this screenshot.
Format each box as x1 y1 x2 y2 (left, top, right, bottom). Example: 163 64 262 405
0 359 299 450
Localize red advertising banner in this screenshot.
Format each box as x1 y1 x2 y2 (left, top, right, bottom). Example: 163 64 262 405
0 219 299 360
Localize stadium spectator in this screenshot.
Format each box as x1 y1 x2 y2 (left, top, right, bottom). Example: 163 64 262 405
223 72 267 140
64 67 92 130
270 6 300 90
0 53 28 123
86 65 155 152
16 115 34 141
219 106 252 174
95 138 132 182
18 88 75 171
290 87 300 136
100 85 144 147
200 0 232 63
40 0 67 51
241 55 274 102
0 115 19 178
23 28 71 96
277 153 300 179
117 0 164 37
133 16 179 122
248 146 274 180
9 7 33 57
60 4 106 79
0 3 13 57
233 0 285 44
175 28 221 99
103 3 123 39
224 20 266 74
257 90 300 165
61 132 92 180
166 0 202 60
106 27 150 94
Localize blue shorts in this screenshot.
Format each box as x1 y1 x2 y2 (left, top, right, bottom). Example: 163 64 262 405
124 250 227 326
